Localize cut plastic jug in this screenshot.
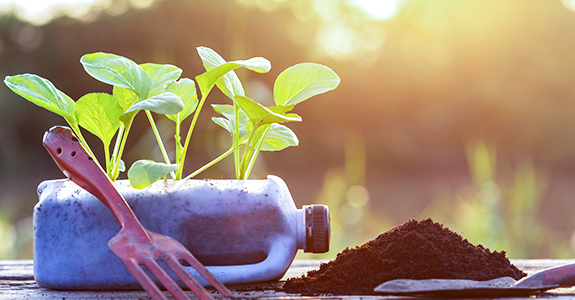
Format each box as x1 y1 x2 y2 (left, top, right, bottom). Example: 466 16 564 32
33 175 330 290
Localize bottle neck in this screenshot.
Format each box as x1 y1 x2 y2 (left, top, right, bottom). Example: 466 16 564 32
296 208 306 250
296 204 331 253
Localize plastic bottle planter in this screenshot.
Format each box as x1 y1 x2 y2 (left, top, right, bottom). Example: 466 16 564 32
33 175 330 290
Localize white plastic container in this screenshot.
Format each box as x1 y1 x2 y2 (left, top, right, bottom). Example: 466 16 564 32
33 175 330 290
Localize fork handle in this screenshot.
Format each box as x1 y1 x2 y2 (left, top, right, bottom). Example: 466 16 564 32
43 126 146 234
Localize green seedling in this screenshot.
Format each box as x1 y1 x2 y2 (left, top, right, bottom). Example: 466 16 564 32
4 47 340 188
198 48 340 179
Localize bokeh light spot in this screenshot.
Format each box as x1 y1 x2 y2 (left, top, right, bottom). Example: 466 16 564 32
351 0 401 20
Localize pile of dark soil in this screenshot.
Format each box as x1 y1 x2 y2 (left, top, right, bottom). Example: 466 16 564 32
282 218 526 295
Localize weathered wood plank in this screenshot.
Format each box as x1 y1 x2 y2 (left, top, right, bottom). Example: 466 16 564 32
0 260 34 280
2 259 575 299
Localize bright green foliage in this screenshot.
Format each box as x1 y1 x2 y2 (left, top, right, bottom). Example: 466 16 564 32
195 56 271 98
81 52 153 99
197 46 270 98
174 47 272 180
166 79 198 124
75 92 123 173
123 92 184 115
234 95 301 125
3 74 95 160
5 46 340 188
164 78 199 171
259 124 299 151
4 74 76 124
211 62 340 179
113 86 139 112
140 63 182 97
274 63 340 106
81 54 186 180
211 104 249 142
75 92 122 148
212 105 298 151
128 160 179 189
197 46 244 98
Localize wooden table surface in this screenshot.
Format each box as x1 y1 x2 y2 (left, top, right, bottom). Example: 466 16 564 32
3 259 575 299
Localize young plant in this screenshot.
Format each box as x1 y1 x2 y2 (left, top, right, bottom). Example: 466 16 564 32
199 48 341 179
4 47 339 189
80 53 187 181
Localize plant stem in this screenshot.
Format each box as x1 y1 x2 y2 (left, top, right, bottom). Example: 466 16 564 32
103 140 112 178
112 119 133 180
145 110 175 179
233 102 241 179
183 146 234 180
177 93 208 180
239 143 253 179
239 121 260 179
174 121 183 173
244 124 271 179
110 124 125 178
70 123 100 167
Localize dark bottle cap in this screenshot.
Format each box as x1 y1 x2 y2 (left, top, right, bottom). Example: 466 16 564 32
304 204 331 253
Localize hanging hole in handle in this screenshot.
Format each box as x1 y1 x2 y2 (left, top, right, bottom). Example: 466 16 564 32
87 156 93 161
57 148 62 155
71 151 77 157
70 136 79 142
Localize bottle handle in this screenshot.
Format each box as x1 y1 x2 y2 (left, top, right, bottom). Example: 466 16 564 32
184 237 297 285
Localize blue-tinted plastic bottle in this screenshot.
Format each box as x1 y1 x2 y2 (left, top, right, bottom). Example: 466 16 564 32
33 175 330 289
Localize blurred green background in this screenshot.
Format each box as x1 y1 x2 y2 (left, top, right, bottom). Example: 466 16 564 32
2 0 575 260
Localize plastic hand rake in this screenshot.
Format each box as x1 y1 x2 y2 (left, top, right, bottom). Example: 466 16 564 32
42 126 233 300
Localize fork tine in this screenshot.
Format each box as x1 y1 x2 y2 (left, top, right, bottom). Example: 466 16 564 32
122 257 168 300
178 251 234 297
143 259 193 300
164 254 215 300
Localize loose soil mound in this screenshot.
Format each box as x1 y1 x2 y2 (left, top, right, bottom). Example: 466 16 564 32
282 218 526 295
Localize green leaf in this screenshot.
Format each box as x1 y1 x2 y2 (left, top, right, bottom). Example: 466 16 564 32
212 117 233 134
123 92 184 115
212 104 249 126
113 86 139 112
212 104 236 122
212 104 249 143
128 160 179 189
118 159 126 172
4 74 76 125
81 52 153 99
234 95 302 126
165 78 198 124
273 63 340 106
75 93 123 146
140 63 182 97
259 123 299 151
195 47 271 99
197 47 245 99
267 105 296 115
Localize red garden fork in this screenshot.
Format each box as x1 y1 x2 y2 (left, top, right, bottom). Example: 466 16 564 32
43 125 233 300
